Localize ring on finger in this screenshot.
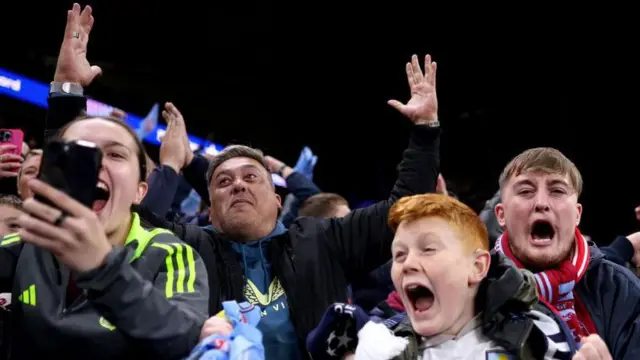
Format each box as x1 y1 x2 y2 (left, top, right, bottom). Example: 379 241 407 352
53 211 69 227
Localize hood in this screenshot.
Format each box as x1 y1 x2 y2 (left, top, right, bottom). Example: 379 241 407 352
229 221 287 292
478 251 538 320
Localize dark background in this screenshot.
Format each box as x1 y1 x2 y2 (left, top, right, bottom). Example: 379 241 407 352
0 1 638 243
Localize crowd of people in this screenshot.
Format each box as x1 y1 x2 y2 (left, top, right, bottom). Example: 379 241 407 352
0 3 639 360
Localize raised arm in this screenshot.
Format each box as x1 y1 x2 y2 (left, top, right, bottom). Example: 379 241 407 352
321 54 441 281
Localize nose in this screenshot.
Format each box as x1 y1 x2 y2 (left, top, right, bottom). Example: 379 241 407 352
231 178 247 194
534 192 550 212
402 251 421 274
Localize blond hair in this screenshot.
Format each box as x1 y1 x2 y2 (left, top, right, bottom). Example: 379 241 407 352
498 147 582 196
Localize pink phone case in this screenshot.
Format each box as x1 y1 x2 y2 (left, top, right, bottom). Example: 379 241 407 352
0 129 25 156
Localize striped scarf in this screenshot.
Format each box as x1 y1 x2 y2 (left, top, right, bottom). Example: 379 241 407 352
495 229 597 341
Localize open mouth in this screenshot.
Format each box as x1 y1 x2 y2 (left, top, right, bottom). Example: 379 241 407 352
405 284 435 314
530 220 555 244
92 181 110 213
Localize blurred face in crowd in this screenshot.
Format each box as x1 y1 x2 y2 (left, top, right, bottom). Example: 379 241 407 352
0 205 20 236
208 157 281 241
61 118 148 235
391 217 489 337
17 152 42 200
496 171 582 270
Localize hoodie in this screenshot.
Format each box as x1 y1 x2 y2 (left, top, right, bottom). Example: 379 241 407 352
230 221 301 359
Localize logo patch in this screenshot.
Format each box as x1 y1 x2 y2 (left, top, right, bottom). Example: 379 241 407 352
486 350 515 360
99 317 116 331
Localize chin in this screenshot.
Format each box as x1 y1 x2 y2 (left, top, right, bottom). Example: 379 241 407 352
410 316 443 337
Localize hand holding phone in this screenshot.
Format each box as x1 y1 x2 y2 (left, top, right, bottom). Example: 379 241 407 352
0 129 24 178
0 129 24 156
36 139 103 209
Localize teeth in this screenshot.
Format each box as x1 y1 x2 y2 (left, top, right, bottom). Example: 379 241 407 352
406 284 419 290
97 181 108 190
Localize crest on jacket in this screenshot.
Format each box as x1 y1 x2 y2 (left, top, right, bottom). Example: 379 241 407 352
244 278 285 307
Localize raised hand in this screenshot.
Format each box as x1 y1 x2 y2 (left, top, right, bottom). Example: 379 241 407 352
388 54 438 125
53 3 102 86
264 155 294 178
160 103 192 172
0 144 23 178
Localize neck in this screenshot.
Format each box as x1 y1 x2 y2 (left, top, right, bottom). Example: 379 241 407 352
229 222 278 243
107 212 132 247
443 295 477 337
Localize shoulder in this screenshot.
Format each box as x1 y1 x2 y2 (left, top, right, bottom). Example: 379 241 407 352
129 213 200 263
146 231 200 262
0 232 21 247
0 232 24 257
585 249 640 294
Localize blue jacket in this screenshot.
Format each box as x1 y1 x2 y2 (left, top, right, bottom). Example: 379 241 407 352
577 246 640 359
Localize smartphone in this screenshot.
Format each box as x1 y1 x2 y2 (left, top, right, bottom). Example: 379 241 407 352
0 129 24 156
36 139 103 209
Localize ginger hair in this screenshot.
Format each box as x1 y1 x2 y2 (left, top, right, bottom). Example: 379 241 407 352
388 193 488 251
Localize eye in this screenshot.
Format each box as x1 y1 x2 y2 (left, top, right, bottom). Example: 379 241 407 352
393 251 407 262
422 247 435 254
107 152 125 159
245 173 258 181
517 189 534 195
8 223 19 230
218 178 231 186
550 188 566 195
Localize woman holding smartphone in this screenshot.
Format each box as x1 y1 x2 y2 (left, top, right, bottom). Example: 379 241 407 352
0 6 209 359
0 112 210 359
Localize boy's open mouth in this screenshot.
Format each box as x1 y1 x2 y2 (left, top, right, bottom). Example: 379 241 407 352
405 284 434 313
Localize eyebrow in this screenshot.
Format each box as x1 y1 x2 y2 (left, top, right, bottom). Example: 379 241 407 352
513 178 569 188
215 164 263 178
103 140 131 150
391 232 443 250
547 179 569 187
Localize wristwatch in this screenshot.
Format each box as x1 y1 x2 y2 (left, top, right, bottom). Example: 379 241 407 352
49 81 84 96
425 120 440 128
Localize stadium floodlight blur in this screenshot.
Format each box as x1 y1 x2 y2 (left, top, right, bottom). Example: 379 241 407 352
0 66 287 186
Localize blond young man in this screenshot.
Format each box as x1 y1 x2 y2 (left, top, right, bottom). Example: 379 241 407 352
494 148 638 359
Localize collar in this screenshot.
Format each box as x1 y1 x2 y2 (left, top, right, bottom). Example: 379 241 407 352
419 313 483 349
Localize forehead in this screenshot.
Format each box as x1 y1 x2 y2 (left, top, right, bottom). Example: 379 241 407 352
63 118 137 150
393 217 459 246
0 205 19 220
508 171 570 187
214 157 266 175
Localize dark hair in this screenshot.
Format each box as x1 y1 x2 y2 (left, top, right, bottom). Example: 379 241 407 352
299 193 349 218
0 195 22 209
206 145 272 187
58 115 148 181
